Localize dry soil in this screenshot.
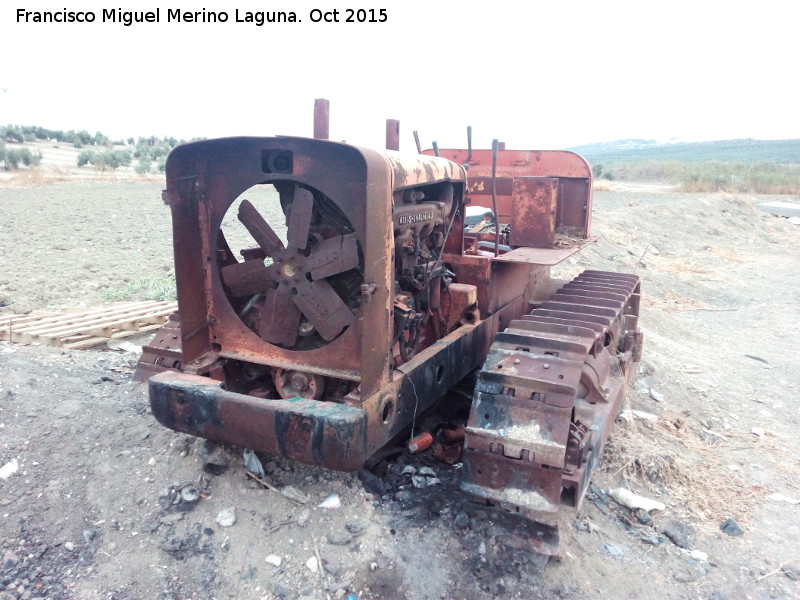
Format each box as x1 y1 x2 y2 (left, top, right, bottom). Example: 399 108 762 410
0 174 799 600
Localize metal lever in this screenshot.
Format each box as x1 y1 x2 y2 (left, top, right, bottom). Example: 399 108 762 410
491 139 499 257
464 126 472 169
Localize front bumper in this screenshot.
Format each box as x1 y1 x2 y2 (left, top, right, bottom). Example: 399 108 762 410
149 371 369 471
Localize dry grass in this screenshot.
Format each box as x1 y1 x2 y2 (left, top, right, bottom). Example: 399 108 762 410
605 160 800 195
2 167 71 186
592 179 614 192
708 247 748 263
650 260 711 275
0 166 162 187
642 291 720 312
603 415 772 524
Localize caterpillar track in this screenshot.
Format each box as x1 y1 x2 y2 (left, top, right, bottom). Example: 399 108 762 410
461 270 643 556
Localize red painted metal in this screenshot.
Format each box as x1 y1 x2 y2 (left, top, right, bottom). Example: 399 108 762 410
386 119 400 151
313 98 329 140
509 177 558 247
408 432 433 454
426 147 593 240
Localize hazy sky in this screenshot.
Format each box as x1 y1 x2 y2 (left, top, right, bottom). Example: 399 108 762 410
2 1 797 151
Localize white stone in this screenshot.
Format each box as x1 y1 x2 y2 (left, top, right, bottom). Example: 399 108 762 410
607 488 666 512
767 493 800 505
264 554 282 567
0 458 18 480
216 507 236 527
305 556 319 573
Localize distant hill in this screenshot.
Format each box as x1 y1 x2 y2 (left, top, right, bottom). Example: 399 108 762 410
569 138 800 164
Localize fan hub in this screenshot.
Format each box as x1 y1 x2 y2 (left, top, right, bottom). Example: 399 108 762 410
273 368 325 400
220 189 362 347
281 262 298 278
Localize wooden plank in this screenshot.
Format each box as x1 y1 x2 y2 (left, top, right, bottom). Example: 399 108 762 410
16 304 176 338
22 307 175 340
62 334 94 343
3 301 177 347
11 301 174 335
0 304 142 330
0 314 46 327
59 304 140 314
62 323 164 350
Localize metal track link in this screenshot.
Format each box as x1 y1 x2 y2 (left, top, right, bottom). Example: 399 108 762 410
460 270 642 555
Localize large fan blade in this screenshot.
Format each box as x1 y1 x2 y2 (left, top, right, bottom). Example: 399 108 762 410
286 186 314 250
238 199 285 256
221 260 274 297
259 288 302 346
307 233 360 280
293 279 356 341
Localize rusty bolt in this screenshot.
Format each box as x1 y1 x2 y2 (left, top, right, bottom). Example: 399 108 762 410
290 372 309 392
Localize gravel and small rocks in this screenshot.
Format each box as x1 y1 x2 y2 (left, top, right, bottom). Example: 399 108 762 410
180 485 200 503
720 518 744 536
357 469 386 496
281 486 310 504
454 511 470 530
264 554 282 567
327 532 351 546
305 556 319 573
0 185 797 600
602 543 625 558
215 507 236 527
662 519 693 549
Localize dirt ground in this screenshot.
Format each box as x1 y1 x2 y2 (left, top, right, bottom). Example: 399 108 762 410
1 173 799 600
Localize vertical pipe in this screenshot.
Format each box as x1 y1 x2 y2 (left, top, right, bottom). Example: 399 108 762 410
313 98 330 140
491 139 500 257
413 131 422 153
386 119 400 151
432 141 439 157
466 126 473 163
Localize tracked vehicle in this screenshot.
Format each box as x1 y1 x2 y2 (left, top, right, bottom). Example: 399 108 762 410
137 100 642 554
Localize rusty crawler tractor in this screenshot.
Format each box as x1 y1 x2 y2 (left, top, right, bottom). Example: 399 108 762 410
137 103 643 555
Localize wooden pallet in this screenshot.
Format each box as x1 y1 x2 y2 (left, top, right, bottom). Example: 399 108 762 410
0 301 178 349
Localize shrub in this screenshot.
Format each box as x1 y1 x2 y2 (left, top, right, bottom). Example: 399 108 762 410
76 130 93 145
3 150 18 170
1 148 41 170
78 149 133 171
2 126 24 143
599 160 800 194
135 157 152 175
20 148 42 166
77 150 95 167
